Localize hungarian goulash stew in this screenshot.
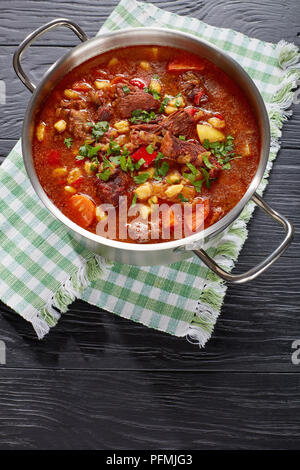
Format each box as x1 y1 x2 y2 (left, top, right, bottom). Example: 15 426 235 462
33 46 260 243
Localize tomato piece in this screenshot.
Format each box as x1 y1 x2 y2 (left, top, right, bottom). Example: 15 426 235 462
162 208 179 229
47 150 61 165
68 194 96 229
131 146 157 166
72 80 91 92
129 78 146 89
167 56 205 72
186 107 197 117
193 90 205 106
71 177 84 187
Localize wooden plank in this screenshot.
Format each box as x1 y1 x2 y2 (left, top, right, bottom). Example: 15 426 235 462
1 0 299 46
0 370 300 449
0 251 298 372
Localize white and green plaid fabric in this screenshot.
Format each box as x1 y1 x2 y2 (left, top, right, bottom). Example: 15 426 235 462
0 0 299 344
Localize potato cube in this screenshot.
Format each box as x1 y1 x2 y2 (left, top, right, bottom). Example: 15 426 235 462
140 205 151 220
114 120 130 133
54 119 67 133
84 160 97 175
208 117 226 129
36 122 46 142
67 167 82 184
64 185 76 194
95 206 107 222
108 57 119 67
164 105 177 115
139 60 150 71
138 167 155 179
52 167 68 178
197 124 225 143
165 184 184 198
149 79 161 94
166 170 181 184
94 80 110 91
169 96 185 108
64 89 79 99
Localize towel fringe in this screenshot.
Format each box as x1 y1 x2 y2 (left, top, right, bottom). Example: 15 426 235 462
34 254 105 339
187 40 300 347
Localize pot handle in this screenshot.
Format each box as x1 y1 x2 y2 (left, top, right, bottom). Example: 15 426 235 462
193 192 294 284
13 18 88 93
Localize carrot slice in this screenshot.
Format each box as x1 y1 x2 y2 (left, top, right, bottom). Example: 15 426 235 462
167 56 205 72
68 194 96 229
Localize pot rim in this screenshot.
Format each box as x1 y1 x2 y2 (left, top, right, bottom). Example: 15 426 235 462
21 26 270 253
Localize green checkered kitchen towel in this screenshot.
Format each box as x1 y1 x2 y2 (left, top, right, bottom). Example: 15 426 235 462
0 0 299 345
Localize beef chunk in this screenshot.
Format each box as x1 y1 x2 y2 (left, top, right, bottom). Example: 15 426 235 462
160 131 206 166
96 105 112 121
161 109 196 139
181 72 208 104
96 169 132 207
114 84 159 119
68 109 89 139
131 122 162 134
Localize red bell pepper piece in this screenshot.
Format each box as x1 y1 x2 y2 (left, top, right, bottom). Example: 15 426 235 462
129 78 146 89
47 150 61 165
131 146 157 166
214 112 224 120
167 55 205 72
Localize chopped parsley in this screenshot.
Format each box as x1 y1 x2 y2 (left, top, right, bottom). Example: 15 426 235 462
158 96 170 114
154 151 165 180
158 161 169 178
134 158 146 170
133 172 150 184
107 138 121 156
122 85 131 94
96 168 111 182
145 86 161 101
90 121 109 141
202 135 241 170
76 142 101 160
179 135 186 141
146 144 155 154
64 137 73 148
130 109 157 123
131 193 137 207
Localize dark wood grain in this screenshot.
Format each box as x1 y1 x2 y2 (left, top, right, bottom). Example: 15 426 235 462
0 0 300 451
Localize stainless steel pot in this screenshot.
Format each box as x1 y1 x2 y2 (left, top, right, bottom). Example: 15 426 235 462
13 18 294 283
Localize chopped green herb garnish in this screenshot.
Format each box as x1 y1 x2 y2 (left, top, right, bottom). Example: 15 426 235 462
202 152 214 169
158 161 169 178
109 156 121 166
178 193 189 202
179 135 186 141
134 158 146 170
64 137 73 148
107 138 121 156
90 121 109 141
146 144 154 154
122 85 131 94
102 155 113 169
192 179 204 193
154 151 165 178
201 167 212 189
131 193 137 207
186 162 198 175
120 154 127 172
133 172 150 184
75 155 85 161
126 155 134 173
77 142 101 159
130 109 157 123
146 87 161 100
96 168 111 182
202 135 241 170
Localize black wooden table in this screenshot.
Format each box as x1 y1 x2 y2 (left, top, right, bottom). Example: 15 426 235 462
0 0 299 450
